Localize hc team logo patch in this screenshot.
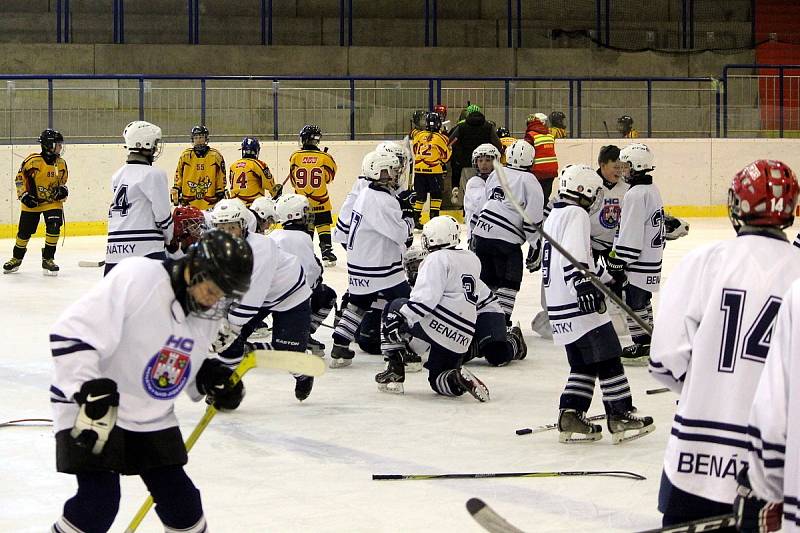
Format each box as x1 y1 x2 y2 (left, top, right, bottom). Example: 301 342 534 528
142 336 195 399
599 199 621 229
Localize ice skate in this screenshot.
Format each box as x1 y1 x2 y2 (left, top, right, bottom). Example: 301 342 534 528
375 353 405 394
402 351 423 372
307 336 325 357
42 258 59 276
558 409 603 443
3 257 22 274
329 343 354 368
249 319 272 340
621 343 650 366
530 310 553 340
508 323 527 360
294 375 314 402
321 247 337 267
456 367 490 402
608 411 655 444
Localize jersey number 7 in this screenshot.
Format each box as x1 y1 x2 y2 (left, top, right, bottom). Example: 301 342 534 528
718 289 782 373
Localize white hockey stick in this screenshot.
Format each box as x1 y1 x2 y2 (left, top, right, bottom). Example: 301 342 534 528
78 260 105 267
466 498 526 533
492 161 652 335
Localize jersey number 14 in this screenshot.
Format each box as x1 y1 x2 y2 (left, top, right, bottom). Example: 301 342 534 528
718 289 782 373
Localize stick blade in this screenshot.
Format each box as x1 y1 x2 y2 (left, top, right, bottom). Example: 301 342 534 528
466 498 527 533
79 260 105 267
250 349 326 377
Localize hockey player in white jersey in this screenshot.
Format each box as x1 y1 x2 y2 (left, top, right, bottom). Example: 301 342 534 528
607 142 664 364
472 140 545 323
50 230 252 533
464 143 500 241
376 216 492 401
104 120 173 275
250 195 277 234
272 193 337 356
209 199 315 401
648 159 800 530
543 164 653 444
330 151 414 368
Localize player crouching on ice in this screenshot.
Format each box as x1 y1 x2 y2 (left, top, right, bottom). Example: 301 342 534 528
543 165 654 444
376 216 495 402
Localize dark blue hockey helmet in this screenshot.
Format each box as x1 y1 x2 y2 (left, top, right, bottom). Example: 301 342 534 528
241 136 260 158
299 124 322 147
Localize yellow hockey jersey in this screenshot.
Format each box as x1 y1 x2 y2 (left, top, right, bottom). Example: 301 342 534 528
227 157 276 206
15 153 69 213
499 135 517 165
549 127 567 139
412 130 451 174
174 147 226 210
288 149 337 211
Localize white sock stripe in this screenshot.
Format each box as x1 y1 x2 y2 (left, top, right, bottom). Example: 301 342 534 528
566 383 595 394
600 374 627 386
563 390 594 400
601 382 631 395
602 391 632 402
568 373 596 385
380 342 404 352
435 372 456 396
53 517 85 533
164 516 207 533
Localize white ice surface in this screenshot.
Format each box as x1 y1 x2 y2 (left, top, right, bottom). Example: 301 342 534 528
0 218 757 532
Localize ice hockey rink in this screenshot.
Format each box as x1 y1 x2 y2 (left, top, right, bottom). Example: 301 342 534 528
0 217 765 532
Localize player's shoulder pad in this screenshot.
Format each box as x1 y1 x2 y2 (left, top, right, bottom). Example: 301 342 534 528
21 153 43 167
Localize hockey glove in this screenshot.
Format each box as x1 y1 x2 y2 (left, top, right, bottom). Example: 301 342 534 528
20 192 39 209
70 378 119 455
734 466 782 533
195 358 245 411
170 187 181 206
664 214 690 241
396 190 416 220
52 185 69 201
272 183 283 199
526 242 542 273
383 309 411 344
574 275 606 314
212 321 241 354
606 253 627 285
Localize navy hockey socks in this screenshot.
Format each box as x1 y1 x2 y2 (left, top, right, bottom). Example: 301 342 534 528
431 369 464 397
332 304 365 345
495 287 518 318
559 372 595 412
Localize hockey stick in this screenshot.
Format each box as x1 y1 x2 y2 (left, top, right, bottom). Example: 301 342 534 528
0 418 53 428
466 498 526 533
373 470 645 481
603 120 610 137
78 260 105 267
515 413 605 435
125 349 325 532
646 387 670 395
493 160 652 335
635 514 736 533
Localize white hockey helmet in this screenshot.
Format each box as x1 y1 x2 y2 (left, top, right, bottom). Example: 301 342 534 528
558 164 604 209
422 215 460 252
505 140 535 170
363 151 403 190
210 198 248 236
472 143 501 167
619 143 655 174
275 193 311 226
250 195 277 231
376 142 407 168
534 112 549 125
123 120 163 159
403 246 429 285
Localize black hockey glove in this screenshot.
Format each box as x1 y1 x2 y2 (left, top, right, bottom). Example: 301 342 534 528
71 378 119 455
383 309 411 344
574 275 606 314
195 358 245 411
272 183 284 199
396 190 416 220
605 253 627 285
20 192 39 209
526 242 542 273
734 466 782 533
52 185 69 201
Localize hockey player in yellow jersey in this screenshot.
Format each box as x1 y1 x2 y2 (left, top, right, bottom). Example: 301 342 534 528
549 111 568 139
617 115 640 139
496 126 517 165
411 113 451 230
227 137 278 206
288 124 338 265
173 125 226 210
4 129 68 275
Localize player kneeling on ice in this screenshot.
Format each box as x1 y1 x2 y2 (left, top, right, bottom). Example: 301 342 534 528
209 199 315 402
376 216 493 402
50 230 252 533
543 165 654 444
272 193 337 356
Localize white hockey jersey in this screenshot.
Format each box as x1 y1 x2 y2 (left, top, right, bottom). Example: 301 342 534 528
270 228 322 290
228 232 311 327
106 162 174 264
472 166 544 247
464 174 489 241
590 177 628 252
649 231 800 504
542 202 612 345
346 184 412 295
746 279 800 530
49 258 218 433
399 248 497 354
333 176 369 245
612 181 664 291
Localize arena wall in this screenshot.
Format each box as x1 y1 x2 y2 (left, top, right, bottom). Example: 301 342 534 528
2 138 799 237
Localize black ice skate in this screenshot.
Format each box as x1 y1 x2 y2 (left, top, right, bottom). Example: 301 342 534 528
3 257 22 274
307 336 325 357
402 351 423 372
558 409 603 443
42 258 59 276
375 352 405 394
294 375 314 402
321 247 337 267
329 343 354 368
607 411 655 444
508 324 527 361
621 343 650 366
456 367 490 402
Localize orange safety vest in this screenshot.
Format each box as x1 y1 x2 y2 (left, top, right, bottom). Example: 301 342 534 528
528 132 558 180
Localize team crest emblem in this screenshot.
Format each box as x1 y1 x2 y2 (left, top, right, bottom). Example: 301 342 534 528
142 348 192 399
599 204 621 229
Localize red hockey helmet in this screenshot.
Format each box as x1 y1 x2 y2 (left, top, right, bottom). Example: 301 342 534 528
172 206 206 249
433 103 447 120
728 159 799 230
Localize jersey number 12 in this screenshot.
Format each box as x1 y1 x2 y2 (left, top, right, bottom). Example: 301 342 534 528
718 289 782 373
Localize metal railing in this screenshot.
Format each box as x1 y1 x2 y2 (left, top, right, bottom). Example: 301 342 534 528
723 64 800 138
0 75 722 144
